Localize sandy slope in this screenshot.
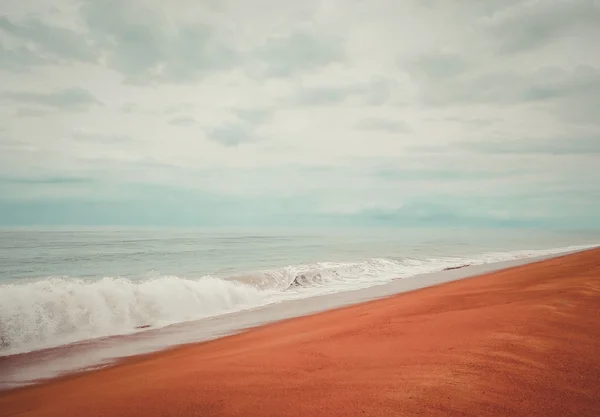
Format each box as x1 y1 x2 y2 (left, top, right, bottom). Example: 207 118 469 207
1 248 599 417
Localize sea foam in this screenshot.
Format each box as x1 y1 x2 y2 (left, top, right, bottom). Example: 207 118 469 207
0 244 594 355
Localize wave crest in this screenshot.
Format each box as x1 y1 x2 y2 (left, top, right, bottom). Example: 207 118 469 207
0 244 594 355
0 276 267 355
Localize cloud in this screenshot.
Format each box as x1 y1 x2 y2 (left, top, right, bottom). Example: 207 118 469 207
3 88 101 110
405 53 468 80
0 45 52 72
194 107 272 146
169 117 199 127
355 118 410 133
0 16 96 64
80 0 237 83
236 108 272 124
371 166 515 182
256 31 344 77
290 78 395 106
121 103 141 113
448 118 496 128
549 67 600 126
15 108 48 118
458 135 600 156
415 134 600 156
165 103 197 115
411 64 600 107
361 77 396 106
71 129 131 143
291 85 357 106
0 0 599 228
485 0 600 54
340 202 552 228
558 92 600 127
0 134 39 153
0 176 94 185
207 123 258 147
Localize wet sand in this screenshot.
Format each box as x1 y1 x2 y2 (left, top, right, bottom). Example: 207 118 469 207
1 248 599 416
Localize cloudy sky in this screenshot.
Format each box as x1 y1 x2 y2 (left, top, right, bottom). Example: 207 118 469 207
0 0 599 227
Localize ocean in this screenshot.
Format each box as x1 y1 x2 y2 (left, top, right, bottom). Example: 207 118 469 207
1 227 598 357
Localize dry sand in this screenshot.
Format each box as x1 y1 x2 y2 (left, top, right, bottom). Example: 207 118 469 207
1 248 599 417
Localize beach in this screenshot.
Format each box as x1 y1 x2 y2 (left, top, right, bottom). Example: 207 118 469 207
1 248 599 416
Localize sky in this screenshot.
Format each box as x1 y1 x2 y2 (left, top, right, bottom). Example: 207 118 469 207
0 0 599 228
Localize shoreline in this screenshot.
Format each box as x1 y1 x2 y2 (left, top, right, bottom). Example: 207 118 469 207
0 250 580 390
1 248 599 416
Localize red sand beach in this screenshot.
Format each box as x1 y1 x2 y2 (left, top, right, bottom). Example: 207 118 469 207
1 248 599 417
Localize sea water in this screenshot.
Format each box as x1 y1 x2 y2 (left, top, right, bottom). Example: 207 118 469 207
1 227 598 357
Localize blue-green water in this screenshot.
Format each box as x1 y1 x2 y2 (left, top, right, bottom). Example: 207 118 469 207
0 227 598 355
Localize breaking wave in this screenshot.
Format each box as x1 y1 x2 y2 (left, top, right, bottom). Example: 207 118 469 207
0 244 594 355
0 276 268 356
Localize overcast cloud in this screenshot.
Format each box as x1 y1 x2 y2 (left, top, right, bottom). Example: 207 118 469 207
0 0 599 227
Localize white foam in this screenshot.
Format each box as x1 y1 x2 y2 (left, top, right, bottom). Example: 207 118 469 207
0 276 269 355
0 244 594 356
